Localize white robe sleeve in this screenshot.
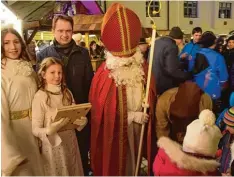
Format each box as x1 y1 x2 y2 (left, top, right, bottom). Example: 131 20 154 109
32 92 61 147
1 77 26 176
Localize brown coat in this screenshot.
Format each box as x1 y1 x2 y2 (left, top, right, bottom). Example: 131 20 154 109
155 87 212 139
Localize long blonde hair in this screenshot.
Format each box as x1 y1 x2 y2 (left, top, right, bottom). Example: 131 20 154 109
38 57 72 106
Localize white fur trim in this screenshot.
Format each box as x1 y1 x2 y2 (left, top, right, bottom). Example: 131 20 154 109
157 137 220 174
105 48 145 87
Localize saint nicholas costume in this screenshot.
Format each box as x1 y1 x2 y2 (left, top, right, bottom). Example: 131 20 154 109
89 3 157 176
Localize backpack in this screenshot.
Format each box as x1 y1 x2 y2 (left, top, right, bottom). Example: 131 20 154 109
193 53 221 99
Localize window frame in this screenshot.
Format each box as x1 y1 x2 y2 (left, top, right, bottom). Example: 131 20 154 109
146 0 160 17
219 2 232 19
184 1 198 18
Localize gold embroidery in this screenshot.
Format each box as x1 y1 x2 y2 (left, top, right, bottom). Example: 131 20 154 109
10 109 32 120
117 8 126 53
110 47 137 56
118 86 124 175
123 8 131 52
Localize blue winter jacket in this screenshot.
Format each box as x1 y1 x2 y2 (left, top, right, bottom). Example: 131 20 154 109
194 48 228 100
180 40 201 71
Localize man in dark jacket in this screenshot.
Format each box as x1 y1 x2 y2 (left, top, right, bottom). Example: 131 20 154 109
222 35 234 108
37 14 94 175
152 27 192 95
224 35 234 89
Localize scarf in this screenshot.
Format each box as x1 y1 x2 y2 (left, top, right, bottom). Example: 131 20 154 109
53 39 76 66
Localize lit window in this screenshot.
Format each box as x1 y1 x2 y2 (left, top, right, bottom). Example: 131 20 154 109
184 1 198 18
219 2 232 19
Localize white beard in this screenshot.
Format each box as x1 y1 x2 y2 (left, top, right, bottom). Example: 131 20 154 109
105 48 145 87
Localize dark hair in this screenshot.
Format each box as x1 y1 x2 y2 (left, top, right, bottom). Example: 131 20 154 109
192 27 202 35
89 41 96 48
89 41 100 57
198 31 216 48
52 14 74 30
1 28 30 61
80 41 86 48
227 35 234 43
214 37 225 53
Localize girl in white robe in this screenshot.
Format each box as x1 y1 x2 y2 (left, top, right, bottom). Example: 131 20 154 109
32 57 86 176
1 28 43 176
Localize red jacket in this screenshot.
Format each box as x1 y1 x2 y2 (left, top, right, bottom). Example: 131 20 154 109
153 137 221 176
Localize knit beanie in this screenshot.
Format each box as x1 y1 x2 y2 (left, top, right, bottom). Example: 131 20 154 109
169 27 184 39
198 31 216 48
183 109 222 157
223 107 234 127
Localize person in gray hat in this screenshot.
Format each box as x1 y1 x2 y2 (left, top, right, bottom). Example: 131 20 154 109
152 26 192 95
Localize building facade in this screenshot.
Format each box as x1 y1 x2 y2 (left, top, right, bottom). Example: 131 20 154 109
106 1 234 35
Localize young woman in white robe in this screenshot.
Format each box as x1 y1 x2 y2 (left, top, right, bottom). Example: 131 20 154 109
32 57 86 176
1 28 43 176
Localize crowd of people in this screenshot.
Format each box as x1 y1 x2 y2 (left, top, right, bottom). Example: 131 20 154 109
1 2 234 176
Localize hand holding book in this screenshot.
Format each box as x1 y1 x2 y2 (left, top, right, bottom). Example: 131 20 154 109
73 117 88 131
46 117 70 135
49 103 91 131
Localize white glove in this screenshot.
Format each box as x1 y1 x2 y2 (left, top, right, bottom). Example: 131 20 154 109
142 102 149 109
134 112 149 124
128 112 149 125
73 117 88 131
46 118 70 136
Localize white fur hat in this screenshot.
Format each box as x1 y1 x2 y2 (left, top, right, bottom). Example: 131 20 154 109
183 109 222 157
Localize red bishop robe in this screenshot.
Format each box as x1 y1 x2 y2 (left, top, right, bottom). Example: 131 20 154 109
89 61 157 176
